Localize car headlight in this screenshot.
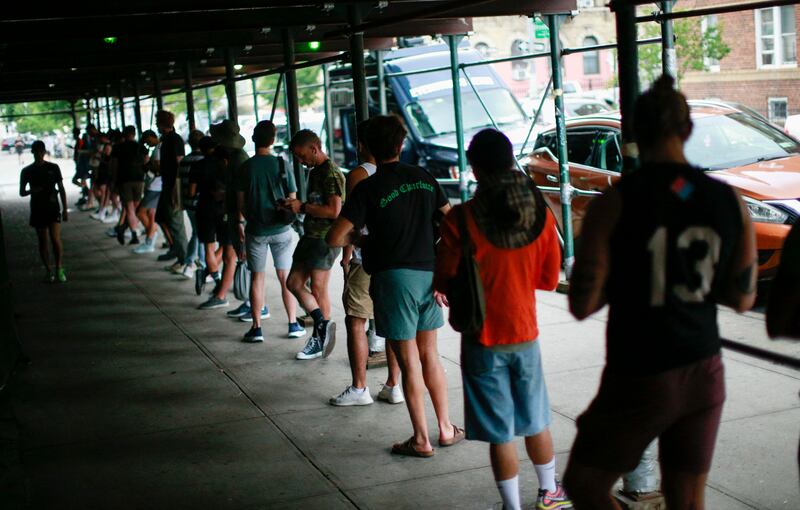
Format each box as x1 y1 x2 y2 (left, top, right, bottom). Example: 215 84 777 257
743 196 789 224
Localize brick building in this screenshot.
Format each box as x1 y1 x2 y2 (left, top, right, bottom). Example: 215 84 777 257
469 0 617 100
679 0 800 126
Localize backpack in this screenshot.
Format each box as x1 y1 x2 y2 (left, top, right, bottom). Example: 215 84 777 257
268 157 296 225
446 206 486 336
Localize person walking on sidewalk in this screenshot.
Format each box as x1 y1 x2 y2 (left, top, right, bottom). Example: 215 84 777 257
564 75 757 510
153 110 187 269
20 141 68 283
282 130 345 360
434 129 571 510
133 131 162 254
112 126 149 246
175 129 206 278
236 120 304 343
198 120 250 313
327 114 463 457
329 119 403 407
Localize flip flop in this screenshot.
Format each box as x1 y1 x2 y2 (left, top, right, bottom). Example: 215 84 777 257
391 437 434 458
439 425 466 447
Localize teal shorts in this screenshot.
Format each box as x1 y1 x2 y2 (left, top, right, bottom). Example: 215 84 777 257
370 269 444 340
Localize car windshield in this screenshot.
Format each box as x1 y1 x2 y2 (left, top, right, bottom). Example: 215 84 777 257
685 112 800 170
405 88 526 138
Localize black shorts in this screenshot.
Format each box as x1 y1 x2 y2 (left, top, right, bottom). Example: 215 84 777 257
197 214 231 246
30 206 61 229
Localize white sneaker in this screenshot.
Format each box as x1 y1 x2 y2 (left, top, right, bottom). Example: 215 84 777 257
181 263 196 279
90 210 104 221
102 210 120 224
329 386 373 406
377 384 405 404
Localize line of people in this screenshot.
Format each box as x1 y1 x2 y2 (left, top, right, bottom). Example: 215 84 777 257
24 74 799 510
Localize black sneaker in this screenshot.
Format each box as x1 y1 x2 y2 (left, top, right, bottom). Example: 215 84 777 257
242 327 264 343
317 320 337 358
116 225 126 245
157 250 176 262
129 233 140 245
194 267 206 296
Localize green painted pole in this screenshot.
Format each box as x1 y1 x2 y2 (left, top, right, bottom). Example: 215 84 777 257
322 64 335 158
133 77 143 136
184 61 196 132
349 5 369 127
251 78 260 123
661 1 676 80
104 85 113 130
376 50 388 115
204 87 213 128
447 34 468 203
547 14 575 277
615 3 640 176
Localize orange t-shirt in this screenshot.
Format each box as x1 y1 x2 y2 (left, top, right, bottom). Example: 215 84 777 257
434 204 562 347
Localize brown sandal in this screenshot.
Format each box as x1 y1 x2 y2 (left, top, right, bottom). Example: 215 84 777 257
439 425 466 447
391 437 434 458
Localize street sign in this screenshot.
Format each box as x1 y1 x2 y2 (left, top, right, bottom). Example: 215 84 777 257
534 19 549 39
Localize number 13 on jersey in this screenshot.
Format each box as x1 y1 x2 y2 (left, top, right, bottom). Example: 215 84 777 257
647 226 722 306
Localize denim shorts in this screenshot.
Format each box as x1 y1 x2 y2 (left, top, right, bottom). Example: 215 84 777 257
461 339 551 444
370 269 444 340
246 228 295 272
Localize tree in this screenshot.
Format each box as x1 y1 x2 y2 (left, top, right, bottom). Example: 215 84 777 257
0 101 75 135
638 16 731 87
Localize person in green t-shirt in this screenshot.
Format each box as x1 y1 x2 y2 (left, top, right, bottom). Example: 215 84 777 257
282 129 345 361
236 121 305 343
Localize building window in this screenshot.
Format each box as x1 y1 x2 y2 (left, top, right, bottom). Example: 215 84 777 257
511 39 530 81
701 15 721 72
769 97 789 125
582 36 600 75
756 6 797 67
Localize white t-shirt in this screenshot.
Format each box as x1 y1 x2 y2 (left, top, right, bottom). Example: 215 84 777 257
352 162 377 265
146 143 162 192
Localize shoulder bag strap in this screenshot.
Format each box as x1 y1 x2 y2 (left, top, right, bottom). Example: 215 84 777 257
457 206 473 257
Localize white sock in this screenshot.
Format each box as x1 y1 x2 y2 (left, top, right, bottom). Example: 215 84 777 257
534 457 557 493
350 385 366 393
496 476 521 510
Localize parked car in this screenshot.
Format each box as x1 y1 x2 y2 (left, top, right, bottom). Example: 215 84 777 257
525 101 800 278
329 42 531 192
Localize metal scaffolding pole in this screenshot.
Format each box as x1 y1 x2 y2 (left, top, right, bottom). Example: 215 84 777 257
204 87 213 128
185 61 196 132
104 85 113 130
133 77 143 136
269 74 283 122
70 101 78 132
153 71 164 111
661 1 676 79
117 81 126 127
349 5 369 127
225 48 239 123
93 97 101 129
85 99 92 127
375 50 388 115
447 34 469 202
547 14 575 278
282 28 304 200
322 65 335 158
615 3 640 176
251 78 260 123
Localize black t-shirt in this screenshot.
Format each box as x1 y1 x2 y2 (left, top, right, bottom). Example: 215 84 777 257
159 130 185 191
113 140 148 182
341 161 448 274
189 157 226 219
21 162 62 211
606 162 742 375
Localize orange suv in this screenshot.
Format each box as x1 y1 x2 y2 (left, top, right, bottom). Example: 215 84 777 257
524 101 800 278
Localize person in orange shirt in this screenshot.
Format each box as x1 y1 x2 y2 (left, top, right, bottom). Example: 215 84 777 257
434 129 570 510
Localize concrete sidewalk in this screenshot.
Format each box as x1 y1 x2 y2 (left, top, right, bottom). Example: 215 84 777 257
1 154 798 509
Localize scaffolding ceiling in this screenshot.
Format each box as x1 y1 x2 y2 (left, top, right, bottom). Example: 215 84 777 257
0 1 577 104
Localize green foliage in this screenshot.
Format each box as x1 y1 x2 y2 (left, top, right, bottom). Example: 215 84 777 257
0 101 75 135
638 16 731 86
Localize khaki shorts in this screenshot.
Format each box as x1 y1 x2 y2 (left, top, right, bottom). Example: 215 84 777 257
343 262 373 319
121 181 144 203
